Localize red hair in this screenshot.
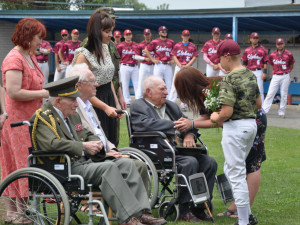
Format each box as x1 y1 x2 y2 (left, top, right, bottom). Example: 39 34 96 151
11 18 46 50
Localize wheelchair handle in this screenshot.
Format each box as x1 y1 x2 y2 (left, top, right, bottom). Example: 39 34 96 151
115 110 125 114
10 121 31 128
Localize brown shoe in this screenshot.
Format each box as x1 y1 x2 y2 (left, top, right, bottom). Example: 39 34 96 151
191 209 211 221
123 217 145 225
139 213 167 225
179 211 203 223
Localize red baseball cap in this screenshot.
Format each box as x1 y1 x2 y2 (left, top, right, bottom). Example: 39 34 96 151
225 33 233 39
158 26 167 32
250 32 259 38
276 38 285 44
114 30 121 37
61 29 68 35
212 27 221 34
71 29 79 34
144 28 151 35
124 29 132 35
211 40 241 61
182 30 190 36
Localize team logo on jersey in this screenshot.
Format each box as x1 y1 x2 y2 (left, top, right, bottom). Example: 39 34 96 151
208 48 217 54
273 59 286 65
247 54 262 60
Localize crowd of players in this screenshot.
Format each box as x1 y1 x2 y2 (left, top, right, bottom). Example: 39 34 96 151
38 25 295 117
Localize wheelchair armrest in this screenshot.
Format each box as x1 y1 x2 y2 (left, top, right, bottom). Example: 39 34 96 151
132 131 167 139
31 150 61 156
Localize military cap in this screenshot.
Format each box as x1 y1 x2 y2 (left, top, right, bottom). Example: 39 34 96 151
44 76 81 98
100 7 117 18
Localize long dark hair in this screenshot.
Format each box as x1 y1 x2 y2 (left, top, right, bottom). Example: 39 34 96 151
86 8 115 63
174 67 222 114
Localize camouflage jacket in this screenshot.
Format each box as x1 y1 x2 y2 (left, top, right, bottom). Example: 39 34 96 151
219 68 260 120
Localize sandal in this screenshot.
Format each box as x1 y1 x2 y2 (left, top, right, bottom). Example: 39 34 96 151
80 204 102 214
217 208 238 218
11 215 33 224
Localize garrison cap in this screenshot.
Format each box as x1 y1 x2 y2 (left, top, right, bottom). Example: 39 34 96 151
100 7 117 18
44 76 81 98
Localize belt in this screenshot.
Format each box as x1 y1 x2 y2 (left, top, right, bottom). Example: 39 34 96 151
122 63 137 67
275 73 288 75
38 60 48 63
160 61 170 65
249 68 262 71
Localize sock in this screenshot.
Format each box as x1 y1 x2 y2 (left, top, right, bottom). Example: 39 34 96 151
248 205 252 216
237 206 249 225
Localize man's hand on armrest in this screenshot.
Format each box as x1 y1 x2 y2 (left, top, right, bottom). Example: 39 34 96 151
183 133 196 148
82 141 103 155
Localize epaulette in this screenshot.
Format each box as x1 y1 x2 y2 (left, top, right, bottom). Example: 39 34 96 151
42 109 52 115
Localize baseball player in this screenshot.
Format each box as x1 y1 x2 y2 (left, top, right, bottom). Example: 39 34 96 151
144 26 175 99
36 40 52 85
62 29 82 76
201 27 226 77
241 32 268 104
114 30 122 46
169 29 199 103
262 38 295 118
53 29 69 81
117 29 139 105
135 28 155 99
225 33 233 40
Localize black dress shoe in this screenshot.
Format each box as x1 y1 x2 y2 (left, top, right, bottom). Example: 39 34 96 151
179 211 203 223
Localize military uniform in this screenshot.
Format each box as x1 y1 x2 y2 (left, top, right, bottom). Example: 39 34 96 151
30 76 151 222
219 67 259 208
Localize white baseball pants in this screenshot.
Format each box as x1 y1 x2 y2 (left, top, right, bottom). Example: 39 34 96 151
136 63 154 99
206 64 226 77
120 64 139 104
252 70 265 104
222 119 257 207
169 65 181 102
153 63 173 100
54 63 67 81
38 62 50 85
262 74 290 116
65 64 73 77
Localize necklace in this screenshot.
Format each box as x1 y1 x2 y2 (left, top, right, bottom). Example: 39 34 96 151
17 47 35 69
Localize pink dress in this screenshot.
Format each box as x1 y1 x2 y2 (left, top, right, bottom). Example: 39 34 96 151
0 48 44 197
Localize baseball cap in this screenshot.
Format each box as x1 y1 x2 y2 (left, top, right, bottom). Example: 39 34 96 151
276 38 285 44
225 33 233 40
71 29 79 34
124 29 132 35
158 26 168 32
61 29 68 35
250 32 259 38
211 40 241 60
212 27 221 34
182 30 190 36
100 7 117 18
144 28 151 35
114 30 121 37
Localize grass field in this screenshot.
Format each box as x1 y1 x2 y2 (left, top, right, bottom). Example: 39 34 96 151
119 117 300 225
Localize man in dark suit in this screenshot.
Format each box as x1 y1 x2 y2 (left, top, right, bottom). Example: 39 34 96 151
130 76 217 222
30 76 167 225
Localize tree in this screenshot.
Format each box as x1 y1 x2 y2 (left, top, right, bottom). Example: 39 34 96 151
0 0 149 10
156 3 169 10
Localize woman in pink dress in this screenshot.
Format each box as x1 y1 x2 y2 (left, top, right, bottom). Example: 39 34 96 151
0 18 49 224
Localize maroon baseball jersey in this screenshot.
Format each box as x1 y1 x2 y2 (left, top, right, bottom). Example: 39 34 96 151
135 40 154 65
201 39 223 64
117 41 139 64
36 40 52 62
146 38 175 62
268 49 295 74
171 42 199 65
62 40 82 63
241 45 268 70
52 40 68 62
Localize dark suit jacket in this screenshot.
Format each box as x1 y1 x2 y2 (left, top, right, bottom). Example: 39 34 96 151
30 101 107 162
130 98 199 147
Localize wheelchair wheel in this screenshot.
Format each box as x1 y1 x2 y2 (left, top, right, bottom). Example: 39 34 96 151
158 201 179 222
119 147 159 208
0 167 70 225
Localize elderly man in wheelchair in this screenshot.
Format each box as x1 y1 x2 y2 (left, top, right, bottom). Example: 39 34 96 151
130 76 218 223
26 76 167 225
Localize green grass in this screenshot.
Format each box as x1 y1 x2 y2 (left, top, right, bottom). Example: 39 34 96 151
118 117 300 225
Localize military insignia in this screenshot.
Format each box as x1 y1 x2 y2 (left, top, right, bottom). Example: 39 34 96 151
75 123 83 131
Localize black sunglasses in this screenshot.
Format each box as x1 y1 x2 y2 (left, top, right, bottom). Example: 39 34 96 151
160 30 168 33
62 34 68 37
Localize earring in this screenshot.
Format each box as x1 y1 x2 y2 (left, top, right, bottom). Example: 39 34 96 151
29 42 31 47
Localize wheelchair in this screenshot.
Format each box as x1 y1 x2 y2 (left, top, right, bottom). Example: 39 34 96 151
0 120 157 225
116 110 215 223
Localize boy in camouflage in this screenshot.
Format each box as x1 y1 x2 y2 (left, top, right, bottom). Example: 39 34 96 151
210 40 261 225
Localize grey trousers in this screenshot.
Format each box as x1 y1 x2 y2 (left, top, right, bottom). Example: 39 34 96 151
72 157 151 222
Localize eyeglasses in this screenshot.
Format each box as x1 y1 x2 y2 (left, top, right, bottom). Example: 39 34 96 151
82 80 98 85
62 34 68 37
160 30 168 33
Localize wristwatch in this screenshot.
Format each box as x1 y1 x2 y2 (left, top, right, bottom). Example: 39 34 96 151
2 113 8 119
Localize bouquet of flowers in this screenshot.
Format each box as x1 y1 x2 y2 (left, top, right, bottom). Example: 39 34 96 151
203 80 220 112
